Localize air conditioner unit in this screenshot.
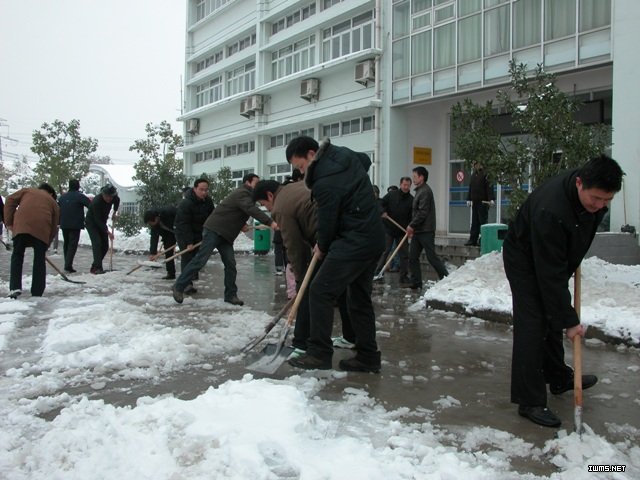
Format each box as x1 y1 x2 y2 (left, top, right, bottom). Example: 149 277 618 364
300 78 320 101
186 118 200 135
354 59 375 86
240 94 264 118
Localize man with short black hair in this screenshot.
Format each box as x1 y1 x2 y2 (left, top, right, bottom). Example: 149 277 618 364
85 184 119 274
405 167 448 289
503 154 624 428
4 183 60 298
144 206 177 279
57 179 90 273
285 136 384 372
174 178 214 292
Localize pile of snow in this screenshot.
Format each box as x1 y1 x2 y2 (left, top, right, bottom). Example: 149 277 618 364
423 252 640 344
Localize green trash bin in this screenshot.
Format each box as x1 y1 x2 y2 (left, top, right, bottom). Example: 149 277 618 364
254 221 271 255
480 223 508 255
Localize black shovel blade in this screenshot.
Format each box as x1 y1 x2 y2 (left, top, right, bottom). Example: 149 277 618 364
245 343 294 374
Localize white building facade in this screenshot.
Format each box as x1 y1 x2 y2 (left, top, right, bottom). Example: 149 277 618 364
180 0 638 238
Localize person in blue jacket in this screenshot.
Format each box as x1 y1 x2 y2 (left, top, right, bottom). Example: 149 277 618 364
57 179 90 273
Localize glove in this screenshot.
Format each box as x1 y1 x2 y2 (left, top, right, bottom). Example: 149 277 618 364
490 200 495 206
466 201 472 207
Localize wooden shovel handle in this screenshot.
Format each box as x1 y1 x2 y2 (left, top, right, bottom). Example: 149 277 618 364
162 241 203 264
285 251 320 327
573 266 583 407
383 215 407 233
377 232 409 276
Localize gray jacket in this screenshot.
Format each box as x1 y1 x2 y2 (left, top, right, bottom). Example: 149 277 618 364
409 183 436 233
204 185 272 243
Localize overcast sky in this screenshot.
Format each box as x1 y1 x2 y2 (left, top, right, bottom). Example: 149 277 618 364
0 0 186 165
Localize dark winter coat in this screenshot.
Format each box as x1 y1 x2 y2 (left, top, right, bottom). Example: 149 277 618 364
204 185 272 244
58 190 91 230
304 139 384 260
503 168 605 331
409 182 437 233
271 182 316 281
380 189 413 237
149 206 177 254
174 189 214 246
85 193 120 234
467 168 494 203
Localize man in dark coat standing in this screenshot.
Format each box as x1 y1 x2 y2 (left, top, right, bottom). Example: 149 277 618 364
172 174 276 306
465 162 494 246
405 166 448 289
285 136 384 372
144 206 177 279
57 179 90 273
503 154 624 428
4 183 59 298
376 176 413 281
174 178 214 293
85 184 119 274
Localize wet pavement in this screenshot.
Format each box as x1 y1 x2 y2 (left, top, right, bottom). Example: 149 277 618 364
2 245 639 476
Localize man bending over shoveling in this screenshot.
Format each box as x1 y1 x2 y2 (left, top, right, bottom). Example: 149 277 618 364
171 174 278 306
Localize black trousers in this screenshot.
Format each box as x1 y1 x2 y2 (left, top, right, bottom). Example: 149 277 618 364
177 240 201 281
159 232 177 275
10 234 48 296
86 223 109 270
469 201 489 244
61 228 81 270
504 258 573 407
306 256 378 362
408 231 448 285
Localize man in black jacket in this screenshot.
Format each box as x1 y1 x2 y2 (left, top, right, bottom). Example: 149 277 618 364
376 176 413 281
174 178 214 292
85 184 119 274
503 154 623 428
172 174 276 306
144 207 177 279
57 179 90 273
285 136 384 372
465 162 494 247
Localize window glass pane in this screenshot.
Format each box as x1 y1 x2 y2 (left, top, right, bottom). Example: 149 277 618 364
545 0 576 40
392 79 410 102
544 38 576 67
458 14 481 62
413 0 432 14
514 0 541 48
484 53 510 81
484 5 510 56
580 0 611 31
579 29 611 63
435 5 454 23
412 74 432 98
458 61 482 87
412 30 432 74
434 23 455 69
393 38 410 80
413 12 431 30
459 0 481 16
434 68 455 93
393 2 410 39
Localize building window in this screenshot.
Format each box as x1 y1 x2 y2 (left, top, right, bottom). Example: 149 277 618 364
269 129 315 149
321 117 371 137
195 0 234 23
322 123 340 138
580 0 611 32
225 141 255 157
545 0 576 41
458 14 481 63
226 33 256 58
341 119 361 135
226 61 255 96
362 116 374 131
271 35 316 80
195 50 224 73
322 0 344 10
195 76 222 107
513 0 541 49
322 11 374 62
271 2 316 35
269 163 292 183
434 22 455 68
231 168 255 187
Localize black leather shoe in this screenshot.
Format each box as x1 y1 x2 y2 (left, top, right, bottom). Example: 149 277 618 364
225 296 244 306
550 374 598 395
184 285 198 294
288 353 332 370
162 273 176 280
518 405 561 428
64 267 77 273
339 356 381 373
172 286 184 304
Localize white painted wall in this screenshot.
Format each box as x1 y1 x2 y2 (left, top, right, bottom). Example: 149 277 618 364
611 0 640 235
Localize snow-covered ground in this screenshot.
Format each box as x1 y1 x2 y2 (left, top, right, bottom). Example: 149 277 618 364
0 228 638 479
